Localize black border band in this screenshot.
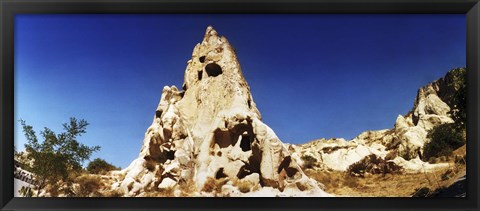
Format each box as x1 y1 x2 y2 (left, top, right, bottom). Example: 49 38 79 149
1 1 479 210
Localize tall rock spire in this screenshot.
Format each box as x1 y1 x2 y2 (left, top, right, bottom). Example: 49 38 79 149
115 26 329 197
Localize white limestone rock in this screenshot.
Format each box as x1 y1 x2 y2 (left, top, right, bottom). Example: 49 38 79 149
158 177 177 190
288 68 464 173
113 26 328 197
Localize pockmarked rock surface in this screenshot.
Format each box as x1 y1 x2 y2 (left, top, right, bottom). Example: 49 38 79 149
113 26 330 197
288 68 465 173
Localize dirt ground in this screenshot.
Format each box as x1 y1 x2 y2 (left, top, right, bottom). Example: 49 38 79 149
305 162 466 197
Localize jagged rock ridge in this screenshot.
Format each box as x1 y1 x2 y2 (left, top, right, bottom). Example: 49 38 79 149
111 26 329 197
288 68 465 173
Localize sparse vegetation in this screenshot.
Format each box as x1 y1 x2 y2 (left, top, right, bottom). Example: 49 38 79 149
20 118 100 196
422 68 467 162
347 154 402 177
101 189 124 197
399 144 417 161
87 158 120 174
423 123 465 162
306 162 465 197
143 186 175 197
412 187 434 197
237 180 251 193
201 177 228 194
412 186 451 197
18 186 33 197
301 155 317 169
447 68 466 130
74 174 103 197
321 146 348 153
144 161 157 171
178 177 197 196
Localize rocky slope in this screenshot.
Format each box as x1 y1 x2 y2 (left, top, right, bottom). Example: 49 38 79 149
109 26 329 197
288 68 465 173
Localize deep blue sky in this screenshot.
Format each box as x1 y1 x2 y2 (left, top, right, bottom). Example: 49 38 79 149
14 14 465 168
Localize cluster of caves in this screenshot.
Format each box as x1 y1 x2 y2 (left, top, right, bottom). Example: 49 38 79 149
211 122 300 189
212 122 261 180
197 55 223 81
139 51 301 190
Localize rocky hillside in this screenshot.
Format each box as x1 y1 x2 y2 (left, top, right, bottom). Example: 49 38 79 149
107 26 330 197
288 68 466 174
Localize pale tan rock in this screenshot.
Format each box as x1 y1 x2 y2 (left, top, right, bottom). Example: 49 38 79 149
158 177 176 190
288 68 462 173
113 26 328 197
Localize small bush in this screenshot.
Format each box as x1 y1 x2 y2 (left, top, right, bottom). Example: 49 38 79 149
144 161 156 172
384 150 398 161
201 177 228 193
347 154 402 177
399 145 418 161
321 146 347 153
201 177 216 193
423 123 465 162
301 155 317 169
237 181 251 193
87 158 120 175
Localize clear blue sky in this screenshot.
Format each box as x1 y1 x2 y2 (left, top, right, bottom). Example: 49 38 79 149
14 14 465 168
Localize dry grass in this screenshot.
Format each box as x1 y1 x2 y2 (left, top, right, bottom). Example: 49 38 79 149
201 177 228 194
143 187 175 197
74 174 103 197
237 180 252 193
100 189 124 197
178 177 197 196
305 162 466 197
305 169 358 193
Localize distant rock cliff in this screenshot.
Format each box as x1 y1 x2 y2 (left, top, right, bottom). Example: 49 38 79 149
110 26 329 197
288 68 466 173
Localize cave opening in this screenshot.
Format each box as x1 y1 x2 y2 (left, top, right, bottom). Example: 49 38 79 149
240 134 251 152
215 168 227 179
165 150 175 160
205 63 223 77
199 56 206 63
155 110 162 119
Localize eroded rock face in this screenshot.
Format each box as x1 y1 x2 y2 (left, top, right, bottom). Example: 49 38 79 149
114 26 328 197
289 68 464 173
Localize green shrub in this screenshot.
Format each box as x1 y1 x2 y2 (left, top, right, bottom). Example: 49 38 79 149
423 123 465 162
20 118 100 196
347 154 402 177
87 158 119 174
446 68 466 129
301 155 317 169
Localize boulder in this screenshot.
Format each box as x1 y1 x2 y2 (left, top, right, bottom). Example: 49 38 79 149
158 178 177 190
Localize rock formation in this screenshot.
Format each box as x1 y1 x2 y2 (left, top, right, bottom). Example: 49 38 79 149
288 68 465 173
111 26 329 197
